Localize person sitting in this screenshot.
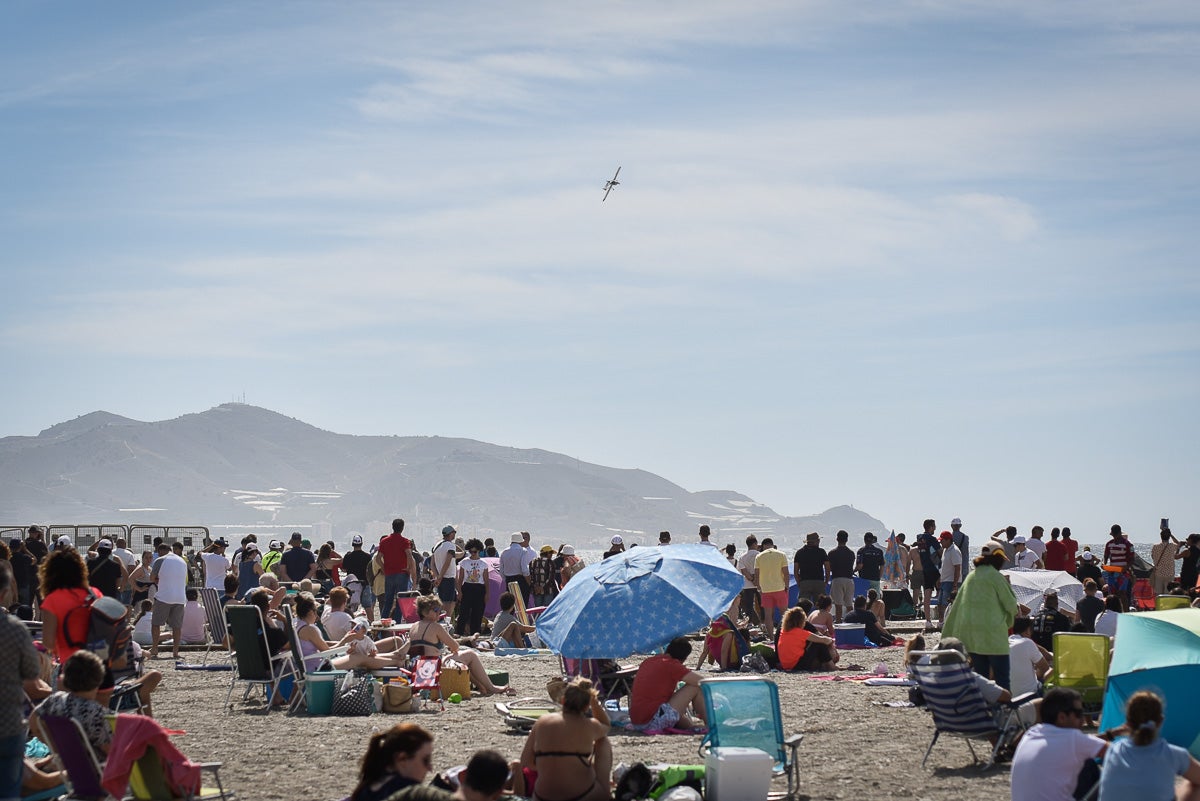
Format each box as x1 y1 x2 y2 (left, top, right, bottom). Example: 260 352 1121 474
491 592 536 648
293 592 407 672
807 595 835 637
1012 687 1117 801
257 573 288 610
628 637 707 731
777 607 838 671
30 650 114 756
220 574 240 606
1031 591 1074 651
1093 595 1123 639
407 596 513 695
131 599 156 646
1076 579 1106 633
519 677 612 801
1098 690 1200 801
867 588 887 623
321 587 355 641
843 595 895 647
903 634 927 667
245 588 289 656
1009 616 1051 698
349 722 435 801
180 587 208 645
389 749 516 801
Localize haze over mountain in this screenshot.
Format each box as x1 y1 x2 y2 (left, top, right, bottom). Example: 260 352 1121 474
0 404 890 550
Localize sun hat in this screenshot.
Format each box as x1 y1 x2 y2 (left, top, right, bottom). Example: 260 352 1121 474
269 539 282 549
1013 536 1027 545
510 532 524 543
56 535 74 549
561 545 575 555
540 545 554 554
611 535 623 545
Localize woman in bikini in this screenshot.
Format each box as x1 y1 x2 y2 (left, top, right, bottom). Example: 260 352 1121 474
407 595 513 695
293 592 409 672
520 677 613 801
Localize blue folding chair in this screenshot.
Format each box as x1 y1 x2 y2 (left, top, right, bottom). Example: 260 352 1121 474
698 676 803 800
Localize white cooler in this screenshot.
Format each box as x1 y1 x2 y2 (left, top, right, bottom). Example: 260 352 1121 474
704 746 773 801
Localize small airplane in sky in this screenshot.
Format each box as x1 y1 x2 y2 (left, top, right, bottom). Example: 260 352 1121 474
602 167 621 201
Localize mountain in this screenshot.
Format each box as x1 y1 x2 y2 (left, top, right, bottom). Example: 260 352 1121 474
0 404 891 550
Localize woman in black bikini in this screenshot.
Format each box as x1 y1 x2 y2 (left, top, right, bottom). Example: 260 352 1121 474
408 596 513 696
520 677 613 801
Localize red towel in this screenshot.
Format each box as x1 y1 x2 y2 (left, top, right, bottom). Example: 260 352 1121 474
102 714 202 799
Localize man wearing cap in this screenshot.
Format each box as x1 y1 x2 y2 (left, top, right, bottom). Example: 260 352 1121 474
937 531 962 624
431 526 460 622
86 538 127 599
261 539 284 576
1076 549 1102 584
1013 536 1043 570
754 538 789 642
529 545 558 607
24 525 48 565
793 532 830 605
279 532 316 585
603 535 625 560
200 538 231 592
499 533 529 602
950 518 970 575
379 518 417 621
341 533 375 621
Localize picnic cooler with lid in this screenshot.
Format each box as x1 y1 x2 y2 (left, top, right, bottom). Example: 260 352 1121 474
305 670 349 715
704 746 772 801
833 623 866 647
437 663 472 700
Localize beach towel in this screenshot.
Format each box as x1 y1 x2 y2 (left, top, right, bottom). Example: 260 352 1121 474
102 714 201 799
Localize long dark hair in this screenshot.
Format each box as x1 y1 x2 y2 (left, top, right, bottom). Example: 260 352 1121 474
351 723 433 800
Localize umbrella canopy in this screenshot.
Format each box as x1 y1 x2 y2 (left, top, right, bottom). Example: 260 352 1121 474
1100 609 1200 757
482 557 506 618
1000 568 1084 614
535 544 743 659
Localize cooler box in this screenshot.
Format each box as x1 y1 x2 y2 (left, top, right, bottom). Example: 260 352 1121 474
833 623 866 647
704 746 772 801
305 670 348 715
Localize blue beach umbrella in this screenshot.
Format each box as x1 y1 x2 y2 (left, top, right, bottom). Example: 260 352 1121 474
536 544 743 659
1099 609 1200 756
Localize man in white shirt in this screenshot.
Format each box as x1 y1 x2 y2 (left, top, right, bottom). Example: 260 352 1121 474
1011 688 1116 801
430 526 460 623
499 533 528 600
736 536 761 626
1008 616 1051 698
937 531 962 624
200 538 231 591
149 543 189 659
1013 537 1043 569
519 531 537 601
1026 526 1048 560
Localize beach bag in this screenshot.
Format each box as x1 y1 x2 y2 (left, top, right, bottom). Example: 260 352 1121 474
739 653 770 674
381 681 414 713
614 762 653 801
649 765 705 799
438 662 472 701
332 673 376 716
64 589 131 667
561 556 586 583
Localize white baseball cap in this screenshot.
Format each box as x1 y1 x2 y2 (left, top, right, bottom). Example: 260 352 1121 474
351 533 363 546
951 518 962 526
56 535 74 549
611 535 623 545
96 538 113 550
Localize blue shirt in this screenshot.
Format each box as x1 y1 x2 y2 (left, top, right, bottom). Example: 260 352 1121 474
1099 736 1191 801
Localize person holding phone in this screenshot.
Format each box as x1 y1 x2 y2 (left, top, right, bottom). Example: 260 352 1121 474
1151 528 1181 597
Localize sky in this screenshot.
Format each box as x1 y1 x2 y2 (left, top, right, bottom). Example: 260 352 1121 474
2 1 1198 542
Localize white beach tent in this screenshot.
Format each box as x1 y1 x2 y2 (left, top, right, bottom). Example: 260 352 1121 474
1000 569 1085 615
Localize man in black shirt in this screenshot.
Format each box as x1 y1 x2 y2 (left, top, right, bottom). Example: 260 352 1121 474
793 533 829 604
9 538 36 608
827 530 857 622
24 525 49 565
1030 591 1073 651
340 533 374 621
856 532 886 593
844 594 894 647
86 538 127 599
1074 579 1105 633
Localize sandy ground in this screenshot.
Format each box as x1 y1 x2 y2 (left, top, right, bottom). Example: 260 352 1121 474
144 630 1011 801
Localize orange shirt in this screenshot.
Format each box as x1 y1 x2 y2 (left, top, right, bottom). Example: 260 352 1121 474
777 626 813 671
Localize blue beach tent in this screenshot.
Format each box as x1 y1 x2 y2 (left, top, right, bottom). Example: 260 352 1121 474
1099 608 1200 756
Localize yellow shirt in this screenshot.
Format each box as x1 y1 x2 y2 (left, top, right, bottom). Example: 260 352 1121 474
755 549 789 593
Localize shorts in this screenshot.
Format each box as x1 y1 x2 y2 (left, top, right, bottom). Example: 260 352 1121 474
910 570 924 592
797 579 825 599
437 577 458 604
938 581 956 607
830 577 855 608
633 702 680 732
358 583 375 608
922 571 939 592
761 590 789 610
152 600 184 630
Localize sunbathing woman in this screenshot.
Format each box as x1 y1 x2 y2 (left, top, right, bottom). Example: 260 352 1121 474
520 677 613 801
293 592 408 671
408 595 513 695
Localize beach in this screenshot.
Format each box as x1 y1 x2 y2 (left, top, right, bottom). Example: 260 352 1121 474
143 630 1010 801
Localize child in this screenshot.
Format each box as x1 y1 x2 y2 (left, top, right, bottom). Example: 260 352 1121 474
132 599 155 646
181 586 208 644
867 589 887 624
491 593 536 648
321 587 354 641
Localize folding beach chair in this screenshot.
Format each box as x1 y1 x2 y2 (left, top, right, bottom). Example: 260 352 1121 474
410 656 442 696
908 650 1034 770
103 713 235 801
38 714 109 801
561 657 637 705
494 698 562 732
198 588 230 666
280 605 349 714
1156 594 1191 611
1043 632 1110 715
223 604 296 713
698 676 803 800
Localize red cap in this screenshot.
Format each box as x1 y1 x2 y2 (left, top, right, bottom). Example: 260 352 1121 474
939 531 953 541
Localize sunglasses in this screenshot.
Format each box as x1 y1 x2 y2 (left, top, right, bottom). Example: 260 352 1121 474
1070 707 1085 716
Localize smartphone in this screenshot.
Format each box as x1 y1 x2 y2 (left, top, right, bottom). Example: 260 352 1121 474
1161 518 1169 531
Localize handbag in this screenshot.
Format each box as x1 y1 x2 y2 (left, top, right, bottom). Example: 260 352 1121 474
382 682 414 713
332 673 376 716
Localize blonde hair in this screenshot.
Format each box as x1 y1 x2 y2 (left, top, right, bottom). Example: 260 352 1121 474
562 677 596 714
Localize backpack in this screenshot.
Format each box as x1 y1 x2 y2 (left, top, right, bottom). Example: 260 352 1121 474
64 589 131 667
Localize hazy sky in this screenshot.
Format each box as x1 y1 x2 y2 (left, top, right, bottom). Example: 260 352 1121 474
3 2 1198 541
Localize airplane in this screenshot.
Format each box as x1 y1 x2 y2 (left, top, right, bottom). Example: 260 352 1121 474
602 166 621 201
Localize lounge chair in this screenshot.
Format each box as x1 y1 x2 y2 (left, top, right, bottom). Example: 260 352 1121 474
37 714 109 801
494 698 562 732
197 588 230 666
1155 594 1191 611
223 604 296 713
104 714 234 801
1042 632 1110 715
280 605 349 714
908 650 1034 769
698 676 803 800
561 658 637 705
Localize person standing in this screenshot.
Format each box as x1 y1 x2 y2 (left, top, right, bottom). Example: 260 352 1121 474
1043 528 1067 572
937 531 962 624
827 531 856 623
1013 537 1043 569
86 538 127 599
519 532 537 600
1179 533 1200 593
915 520 942 626
698 525 717 547
0 561 41 801
235 542 263 600
455 540 490 636
8 539 36 609
112 537 138 605
379 519 417 620
430 526 460 624
341 534 375 621
754 538 789 642
261 539 284 576
200 537 231 592
950 518 970 575
793 533 829 605
855 532 885 595
279 532 316 585
736 536 761 626
1026 526 1047 562
24 525 48 566
1149 528 1180 597
1102 525 1133 606
499 533 529 601
529 545 558 608
1059 527 1078 575
149 543 188 660
658 531 671 546
942 547 1019 690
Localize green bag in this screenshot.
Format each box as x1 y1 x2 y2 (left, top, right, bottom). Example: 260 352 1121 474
649 765 705 799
